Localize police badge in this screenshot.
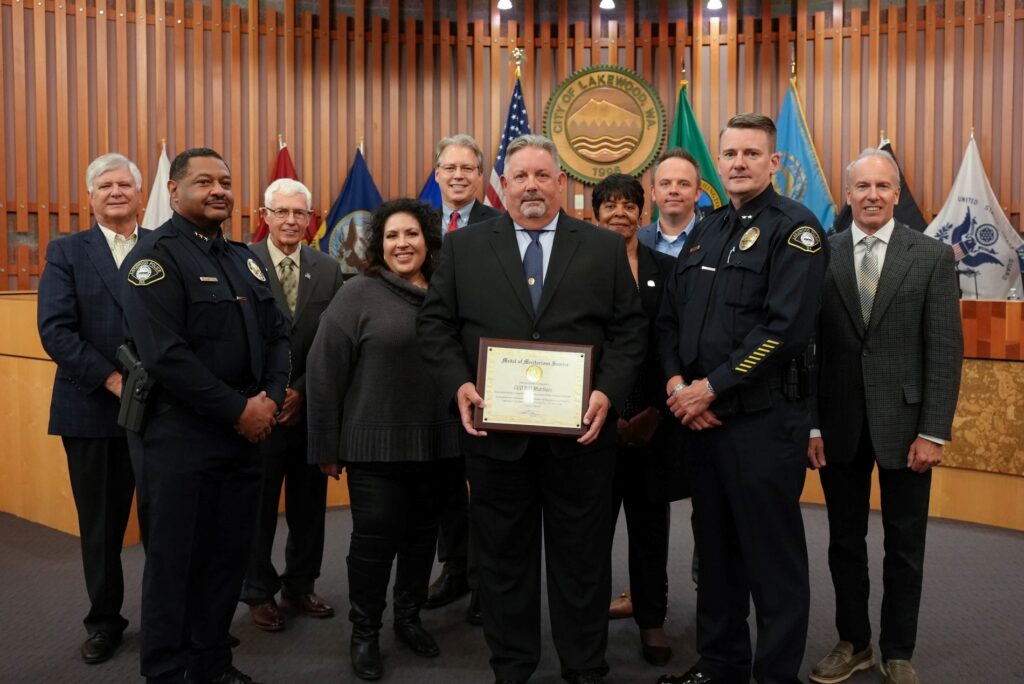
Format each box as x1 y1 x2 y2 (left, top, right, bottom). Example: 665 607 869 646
739 227 760 251
247 258 267 282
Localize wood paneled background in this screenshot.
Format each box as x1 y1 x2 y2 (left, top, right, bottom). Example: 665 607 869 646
1 0 1022 289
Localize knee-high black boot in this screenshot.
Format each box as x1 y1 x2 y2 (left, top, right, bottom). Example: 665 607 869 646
347 555 390 680
392 555 439 658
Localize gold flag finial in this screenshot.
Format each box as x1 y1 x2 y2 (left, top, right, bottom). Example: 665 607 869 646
790 59 796 78
512 47 526 78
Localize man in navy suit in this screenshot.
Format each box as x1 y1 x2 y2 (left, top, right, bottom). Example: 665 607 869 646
37 153 147 665
636 148 703 259
242 178 344 631
424 134 502 622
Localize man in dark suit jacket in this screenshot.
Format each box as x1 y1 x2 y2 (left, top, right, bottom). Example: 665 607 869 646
807 150 963 684
241 178 344 631
37 153 148 665
418 135 646 684
424 134 503 620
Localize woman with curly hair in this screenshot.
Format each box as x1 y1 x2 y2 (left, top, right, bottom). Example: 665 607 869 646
306 198 460 681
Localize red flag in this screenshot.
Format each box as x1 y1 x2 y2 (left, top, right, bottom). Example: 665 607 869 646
252 145 320 243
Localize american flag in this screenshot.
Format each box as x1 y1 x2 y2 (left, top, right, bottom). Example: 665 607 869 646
485 75 531 211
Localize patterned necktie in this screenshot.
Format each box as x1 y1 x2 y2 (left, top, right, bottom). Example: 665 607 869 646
858 235 880 325
523 230 544 313
111 233 137 268
448 211 461 233
278 256 298 315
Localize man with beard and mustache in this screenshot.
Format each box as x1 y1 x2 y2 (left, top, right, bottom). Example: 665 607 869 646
121 148 290 684
418 134 646 684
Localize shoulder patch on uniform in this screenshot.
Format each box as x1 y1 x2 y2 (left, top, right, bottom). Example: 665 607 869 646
787 226 822 254
127 259 166 286
247 257 267 282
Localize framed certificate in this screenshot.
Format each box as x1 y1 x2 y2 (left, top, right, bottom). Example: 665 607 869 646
473 337 593 436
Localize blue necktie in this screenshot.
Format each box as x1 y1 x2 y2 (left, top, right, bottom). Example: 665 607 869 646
523 230 544 313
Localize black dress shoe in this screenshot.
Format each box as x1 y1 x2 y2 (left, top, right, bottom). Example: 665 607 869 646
350 634 383 681
641 639 673 667
207 666 260 683
424 565 470 609
656 668 722 684
394 620 440 657
80 631 121 664
466 589 482 626
567 675 603 684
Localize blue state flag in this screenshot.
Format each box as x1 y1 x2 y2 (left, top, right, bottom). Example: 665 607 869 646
313 149 383 275
773 79 837 231
417 171 442 209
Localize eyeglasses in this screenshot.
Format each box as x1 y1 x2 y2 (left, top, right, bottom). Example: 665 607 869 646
264 207 312 223
437 164 480 175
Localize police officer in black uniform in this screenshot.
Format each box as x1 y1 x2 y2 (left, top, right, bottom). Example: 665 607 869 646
122 148 290 684
654 114 827 684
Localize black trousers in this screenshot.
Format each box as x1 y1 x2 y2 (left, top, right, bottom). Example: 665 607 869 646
612 445 671 630
62 435 136 636
685 400 809 684
345 460 451 629
137 407 261 683
819 419 932 661
435 456 469 567
241 424 328 603
467 440 616 683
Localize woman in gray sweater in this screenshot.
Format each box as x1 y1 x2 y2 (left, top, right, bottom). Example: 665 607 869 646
306 199 459 681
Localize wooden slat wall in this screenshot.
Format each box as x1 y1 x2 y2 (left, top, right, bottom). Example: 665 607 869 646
2 0 1024 289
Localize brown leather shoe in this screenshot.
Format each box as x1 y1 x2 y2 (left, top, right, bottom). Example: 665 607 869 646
608 589 633 619
249 598 286 631
880 659 920 684
81 631 121 664
282 591 335 618
809 641 874 683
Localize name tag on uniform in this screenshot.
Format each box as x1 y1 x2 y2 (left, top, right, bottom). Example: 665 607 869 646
199 276 220 283
701 266 716 272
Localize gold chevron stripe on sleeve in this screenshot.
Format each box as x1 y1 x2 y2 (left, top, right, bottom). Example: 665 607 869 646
734 338 781 373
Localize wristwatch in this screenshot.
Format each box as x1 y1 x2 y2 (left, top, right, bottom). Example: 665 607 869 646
705 378 715 396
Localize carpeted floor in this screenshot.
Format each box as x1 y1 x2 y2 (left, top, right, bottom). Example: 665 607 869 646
1 500 1023 683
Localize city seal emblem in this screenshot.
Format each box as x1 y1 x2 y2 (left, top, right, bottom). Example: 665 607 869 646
545 65 665 184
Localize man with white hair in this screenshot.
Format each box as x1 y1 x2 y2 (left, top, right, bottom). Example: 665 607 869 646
807 149 962 684
242 178 344 631
37 153 147 665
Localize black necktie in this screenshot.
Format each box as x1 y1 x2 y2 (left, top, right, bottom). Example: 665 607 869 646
523 230 544 312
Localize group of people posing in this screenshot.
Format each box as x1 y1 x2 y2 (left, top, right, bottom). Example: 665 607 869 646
38 112 962 684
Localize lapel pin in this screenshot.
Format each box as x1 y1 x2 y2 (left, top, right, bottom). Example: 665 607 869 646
304 272 311 279
646 279 656 287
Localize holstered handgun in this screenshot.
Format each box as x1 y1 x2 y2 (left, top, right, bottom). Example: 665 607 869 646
116 343 156 432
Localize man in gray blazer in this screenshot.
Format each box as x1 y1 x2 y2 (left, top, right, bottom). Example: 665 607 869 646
807 149 963 684
241 178 344 631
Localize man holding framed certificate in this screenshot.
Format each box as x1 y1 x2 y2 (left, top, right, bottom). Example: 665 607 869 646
418 134 646 684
